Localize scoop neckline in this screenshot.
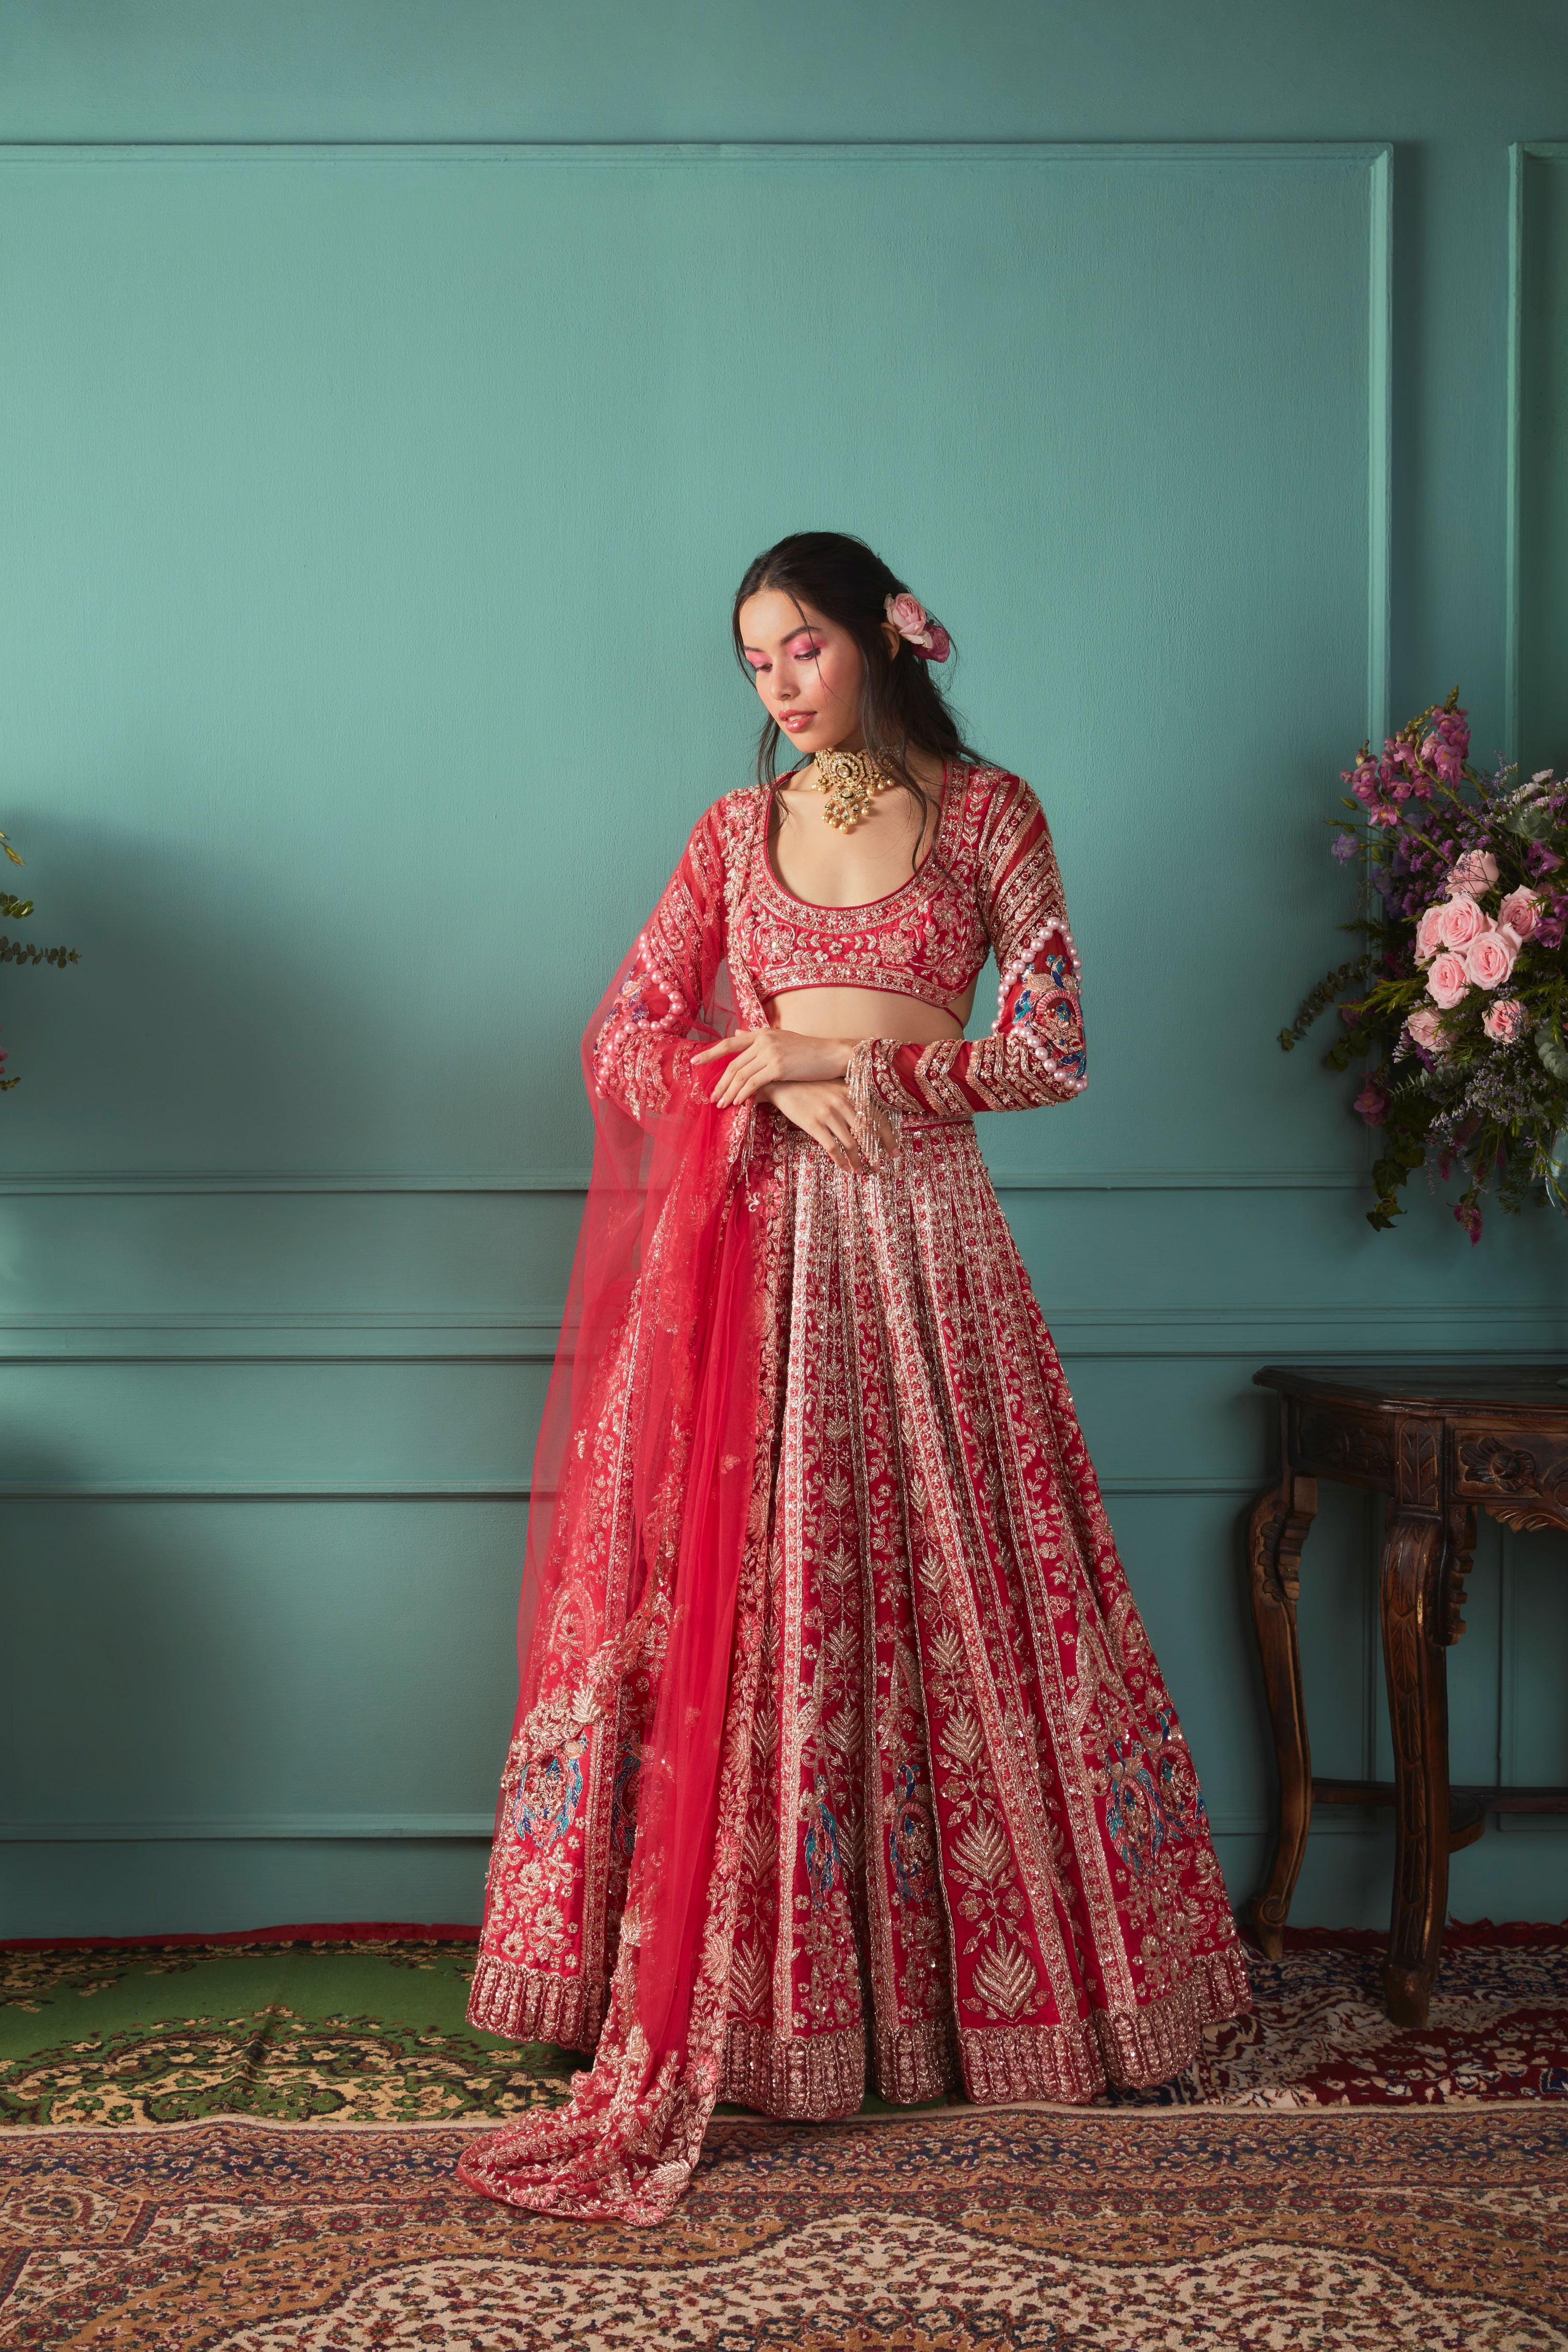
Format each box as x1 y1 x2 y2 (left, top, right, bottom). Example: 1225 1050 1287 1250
762 758 957 914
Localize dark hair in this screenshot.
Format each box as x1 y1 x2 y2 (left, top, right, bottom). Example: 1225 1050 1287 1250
731 531 982 856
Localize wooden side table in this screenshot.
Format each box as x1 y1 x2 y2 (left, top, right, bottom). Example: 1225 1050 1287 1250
1247 1363 1568 2027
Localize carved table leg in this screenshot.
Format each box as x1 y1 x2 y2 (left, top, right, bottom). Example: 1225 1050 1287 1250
1246 1469 1319 1958
1380 1504 1451 2028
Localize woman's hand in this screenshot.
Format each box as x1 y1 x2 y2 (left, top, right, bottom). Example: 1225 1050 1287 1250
757 1079 899 1175
694 1027 851 1108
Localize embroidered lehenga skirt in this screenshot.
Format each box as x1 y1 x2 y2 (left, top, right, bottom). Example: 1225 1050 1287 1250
466 1105 1251 2119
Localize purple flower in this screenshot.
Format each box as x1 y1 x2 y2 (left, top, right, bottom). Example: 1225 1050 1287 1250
1331 832 1358 862
1526 840 1564 877
1454 1199 1483 1245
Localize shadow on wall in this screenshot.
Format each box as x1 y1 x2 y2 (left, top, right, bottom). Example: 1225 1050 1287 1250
1 1441 303 1837
2 803 387 1171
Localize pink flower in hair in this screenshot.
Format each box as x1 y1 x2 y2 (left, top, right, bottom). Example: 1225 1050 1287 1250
885 592 951 662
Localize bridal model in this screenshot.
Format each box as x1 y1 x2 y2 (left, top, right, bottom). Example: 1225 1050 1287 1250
458 530 1251 2223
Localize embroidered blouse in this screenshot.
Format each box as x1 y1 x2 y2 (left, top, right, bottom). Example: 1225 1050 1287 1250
593 763 1086 1124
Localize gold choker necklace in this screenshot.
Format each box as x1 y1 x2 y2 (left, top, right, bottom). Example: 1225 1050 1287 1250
811 747 891 833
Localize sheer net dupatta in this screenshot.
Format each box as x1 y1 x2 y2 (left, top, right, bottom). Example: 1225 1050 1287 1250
460 898 770 2222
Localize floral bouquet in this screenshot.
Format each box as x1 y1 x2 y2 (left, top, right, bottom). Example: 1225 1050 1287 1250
1279 690 1568 1241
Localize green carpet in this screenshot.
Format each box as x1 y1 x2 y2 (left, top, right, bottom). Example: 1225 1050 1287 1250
0 1938 575 2127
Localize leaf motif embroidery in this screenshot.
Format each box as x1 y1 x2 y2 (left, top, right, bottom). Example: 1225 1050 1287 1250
970 1936 1040 2019
951 1815 1012 1885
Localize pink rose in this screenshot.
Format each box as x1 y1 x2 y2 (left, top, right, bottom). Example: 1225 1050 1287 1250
1414 903 1447 964
1426 952 1470 1009
1466 929 1517 989
1446 849 1498 897
1482 998 1530 1043
1498 886 1542 940
1436 893 1488 951
883 592 950 663
1404 1006 1447 1053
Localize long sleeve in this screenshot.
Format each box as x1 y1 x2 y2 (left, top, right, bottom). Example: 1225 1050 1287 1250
851 777 1086 1121
590 806 730 1125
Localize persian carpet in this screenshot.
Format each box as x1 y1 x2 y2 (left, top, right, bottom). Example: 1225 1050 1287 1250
4 1923 1567 2125
1 2106 1564 2348
0 1932 571 2129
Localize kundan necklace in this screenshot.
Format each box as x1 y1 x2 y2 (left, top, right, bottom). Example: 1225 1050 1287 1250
811 746 891 833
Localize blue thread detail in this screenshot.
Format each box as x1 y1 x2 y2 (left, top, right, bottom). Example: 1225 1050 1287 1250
1102 1712 1210 1877
512 1733 586 1850
887 1760 936 1906
1102 1737 1167 1880
801 1772 841 1912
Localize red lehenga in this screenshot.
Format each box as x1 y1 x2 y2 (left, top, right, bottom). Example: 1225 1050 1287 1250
459 762 1250 2224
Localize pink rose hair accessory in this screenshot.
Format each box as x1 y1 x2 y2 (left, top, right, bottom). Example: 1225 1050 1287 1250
885 592 951 662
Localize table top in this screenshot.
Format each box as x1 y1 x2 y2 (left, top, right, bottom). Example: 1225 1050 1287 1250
1255 1364 1568 1413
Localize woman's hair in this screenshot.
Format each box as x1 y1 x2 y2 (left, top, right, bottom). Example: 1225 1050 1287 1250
731 531 982 855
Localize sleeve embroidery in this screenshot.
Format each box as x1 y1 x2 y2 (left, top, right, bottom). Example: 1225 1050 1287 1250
853 777 1088 1121
591 805 735 1124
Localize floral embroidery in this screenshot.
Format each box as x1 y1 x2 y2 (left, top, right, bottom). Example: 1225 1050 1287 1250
609 1739 642 1862
1101 1738 1169 1881
1152 1709 1209 1839
1012 978 1086 1080
800 1773 841 1913
610 969 655 1024
1101 1713 1212 1882
887 1760 937 1906
513 1733 587 1851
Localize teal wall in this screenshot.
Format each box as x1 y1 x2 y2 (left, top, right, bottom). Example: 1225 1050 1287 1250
2 2 1567 1938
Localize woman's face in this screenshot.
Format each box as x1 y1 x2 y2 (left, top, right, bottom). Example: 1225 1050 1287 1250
737 589 866 755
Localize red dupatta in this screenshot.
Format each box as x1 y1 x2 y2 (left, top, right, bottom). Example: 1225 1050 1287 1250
495 870 765 2058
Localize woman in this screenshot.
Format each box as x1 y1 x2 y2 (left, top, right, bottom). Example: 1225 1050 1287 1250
459 532 1250 2225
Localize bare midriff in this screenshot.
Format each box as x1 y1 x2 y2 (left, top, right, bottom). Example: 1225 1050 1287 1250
766 985 972 1043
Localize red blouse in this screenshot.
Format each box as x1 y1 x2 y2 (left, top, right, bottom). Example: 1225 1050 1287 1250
594 763 1087 1123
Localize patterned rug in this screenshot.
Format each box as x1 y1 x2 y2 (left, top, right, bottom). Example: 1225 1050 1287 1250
2 2106 1564 2348
0 1934 570 2128
4 1923 1566 2126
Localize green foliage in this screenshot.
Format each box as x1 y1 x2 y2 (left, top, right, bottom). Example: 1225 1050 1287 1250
1277 954 1372 1052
